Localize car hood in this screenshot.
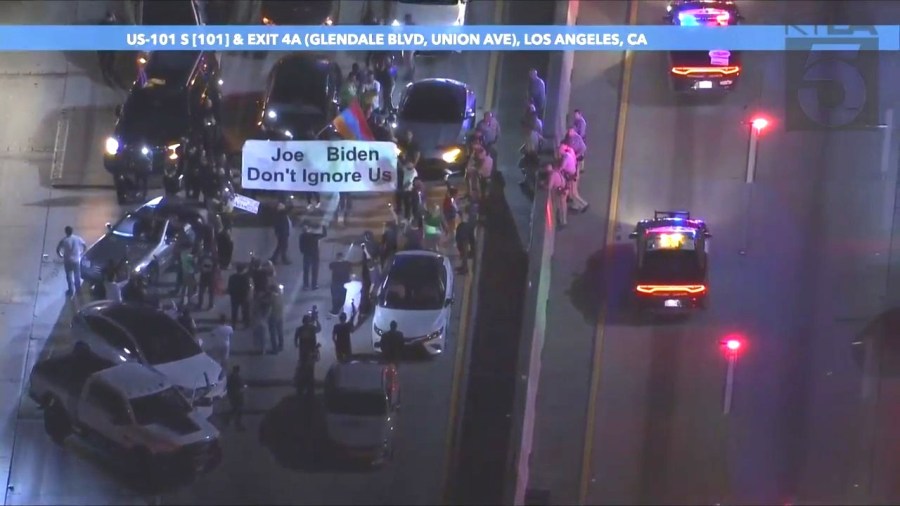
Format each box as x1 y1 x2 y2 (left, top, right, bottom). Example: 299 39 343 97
397 121 466 160
263 1 333 24
84 234 155 268
325 412 390 449
116 121 186 148
265 103 329 137
374 308 447 339
394 2 463 25
154 353 223 394
140 414 219 445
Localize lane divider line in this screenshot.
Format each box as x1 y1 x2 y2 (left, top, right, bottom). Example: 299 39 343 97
578 1 639 503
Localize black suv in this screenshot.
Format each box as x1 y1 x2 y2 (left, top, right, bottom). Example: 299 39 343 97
104 51 221 204
258 54 342 141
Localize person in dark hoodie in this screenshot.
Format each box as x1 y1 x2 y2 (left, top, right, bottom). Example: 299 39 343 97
216 226 234 270
270 201 292 265
227 264 252 329
298 221 327 291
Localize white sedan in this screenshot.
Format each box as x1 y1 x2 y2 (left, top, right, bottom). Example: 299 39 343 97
391 0 468 26
372 251 455 356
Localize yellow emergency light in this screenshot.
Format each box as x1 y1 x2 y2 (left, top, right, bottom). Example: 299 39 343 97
658 233 684 249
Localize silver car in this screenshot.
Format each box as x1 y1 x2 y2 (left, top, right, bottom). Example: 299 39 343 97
80 196 209 285
323 358 400 467
395 78 477 180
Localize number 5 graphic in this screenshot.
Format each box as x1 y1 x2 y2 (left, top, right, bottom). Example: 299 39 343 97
796 48 868 128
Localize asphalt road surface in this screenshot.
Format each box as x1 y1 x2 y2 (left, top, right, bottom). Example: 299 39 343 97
533 2 900 504
0 1 499 504
529 1 900 505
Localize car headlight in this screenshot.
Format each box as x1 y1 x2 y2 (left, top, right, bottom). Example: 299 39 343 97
140 146 150 156
267 110 277 120
374 324 384 336
166 143 181 160
325 16 334 25
427 328 444 341
391 19 400 26
441 147 462 163
104 137 119 155
283 130 293 139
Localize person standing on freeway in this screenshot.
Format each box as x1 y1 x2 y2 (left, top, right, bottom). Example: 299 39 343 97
56 226 87 298
527 69 547 120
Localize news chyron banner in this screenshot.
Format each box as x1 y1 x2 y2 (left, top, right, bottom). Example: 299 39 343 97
241 140 397 193
0 25 896 51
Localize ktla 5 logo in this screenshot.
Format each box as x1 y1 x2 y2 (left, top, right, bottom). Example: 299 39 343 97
784 25 880 131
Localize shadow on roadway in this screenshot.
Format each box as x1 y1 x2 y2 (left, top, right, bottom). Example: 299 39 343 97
258 393 386 474
451 171 527 504
852 307 900 376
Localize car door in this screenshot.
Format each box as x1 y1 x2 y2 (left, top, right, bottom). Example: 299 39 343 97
79 381 135 450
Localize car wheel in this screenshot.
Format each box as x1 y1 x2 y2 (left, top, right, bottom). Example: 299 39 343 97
145 262 160 285
43 397 71 445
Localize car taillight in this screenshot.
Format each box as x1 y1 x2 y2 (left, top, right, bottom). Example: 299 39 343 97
670 66 740 76
636 285 707 294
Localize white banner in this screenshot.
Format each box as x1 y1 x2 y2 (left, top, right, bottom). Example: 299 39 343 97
241 140 397 193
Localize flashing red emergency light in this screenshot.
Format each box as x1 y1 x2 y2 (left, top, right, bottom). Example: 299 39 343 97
720 335 743 354
751 117 769 132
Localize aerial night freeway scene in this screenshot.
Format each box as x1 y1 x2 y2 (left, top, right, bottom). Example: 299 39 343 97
1 0 900 505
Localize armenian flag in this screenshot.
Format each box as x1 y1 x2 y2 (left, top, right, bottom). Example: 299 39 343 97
332 100 375 141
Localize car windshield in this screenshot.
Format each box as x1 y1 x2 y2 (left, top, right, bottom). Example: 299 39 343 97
326 390 387 416
400 85 465 123
640 250 704 284
111 213 165 243
142 1 200 25
105 307 201 364
378 257 445 310
143 52 199 86
130 387 192 425
119 91 189 134
270 61 328 112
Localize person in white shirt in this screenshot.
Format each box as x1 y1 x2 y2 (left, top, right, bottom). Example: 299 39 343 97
360 71 382 111
203 315 233 369
400 157 418 221
56 226 87 297
343 274 364 327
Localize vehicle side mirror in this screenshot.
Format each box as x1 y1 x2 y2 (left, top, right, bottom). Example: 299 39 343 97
445 297 453 307
628 231 638 239
106 222 112 231
114 105 122 117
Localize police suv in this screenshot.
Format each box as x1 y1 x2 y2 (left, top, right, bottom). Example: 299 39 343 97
629 210 711 316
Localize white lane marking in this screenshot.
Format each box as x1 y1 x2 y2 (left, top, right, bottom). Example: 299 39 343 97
49 113 69 183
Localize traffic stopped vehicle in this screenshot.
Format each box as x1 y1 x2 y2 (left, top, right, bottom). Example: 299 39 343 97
28 353 221 476
665 0 743 93
629 210 711 316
